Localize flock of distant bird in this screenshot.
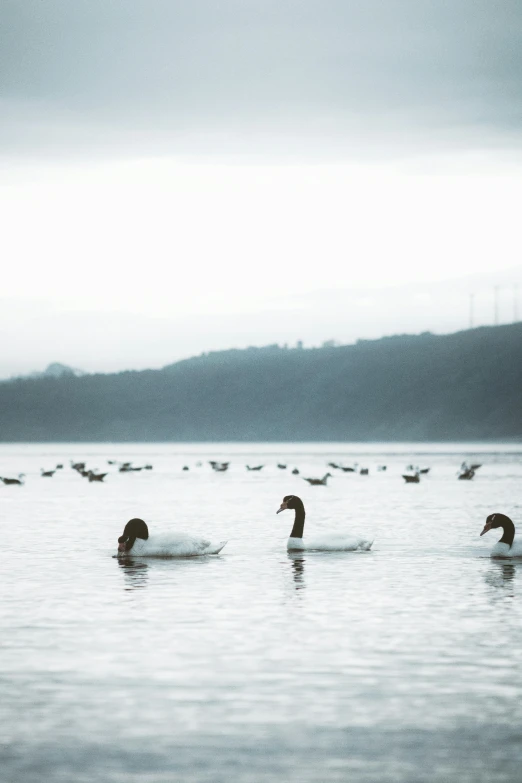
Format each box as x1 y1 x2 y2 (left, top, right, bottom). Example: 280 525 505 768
0 458 484 487
401 461 482 483
0 459 154 486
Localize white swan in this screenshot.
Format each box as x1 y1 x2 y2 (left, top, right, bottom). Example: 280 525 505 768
276 495 373 552
480 513 522 557
117 518 227 557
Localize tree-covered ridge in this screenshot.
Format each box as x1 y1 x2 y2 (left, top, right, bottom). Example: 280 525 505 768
1 324 521 441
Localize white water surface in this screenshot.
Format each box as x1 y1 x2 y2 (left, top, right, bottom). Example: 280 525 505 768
2 442 522 783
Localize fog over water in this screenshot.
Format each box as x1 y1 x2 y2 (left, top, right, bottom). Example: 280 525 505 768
2 442 522 782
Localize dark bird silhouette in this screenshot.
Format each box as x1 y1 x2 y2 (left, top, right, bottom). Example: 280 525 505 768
303 473 332 486
210 461 230 472
277 463 287 469
41 469 56 477
0 474 25 485
88 471 107 482
246 465 264 471
119 463 143 472
292 468 300 475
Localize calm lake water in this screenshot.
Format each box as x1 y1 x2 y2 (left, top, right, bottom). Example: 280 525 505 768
2 442 522 783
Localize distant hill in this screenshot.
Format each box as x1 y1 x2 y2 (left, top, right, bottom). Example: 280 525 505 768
1 324 521 441
23 362 85 380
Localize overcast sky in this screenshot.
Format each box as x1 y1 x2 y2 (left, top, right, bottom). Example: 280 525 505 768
1 0 522 377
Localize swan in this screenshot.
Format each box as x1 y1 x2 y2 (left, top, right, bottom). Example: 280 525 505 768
276 495 373 552
480 513 522 557
117 518 227 557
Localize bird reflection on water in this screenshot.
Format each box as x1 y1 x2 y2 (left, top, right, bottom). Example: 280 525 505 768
287 552 306 590
117 557 149 590
484 561 517 598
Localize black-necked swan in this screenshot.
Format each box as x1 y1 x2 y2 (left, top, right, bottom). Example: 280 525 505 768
117 518 227 557
276 495 373 552
480 513 522 557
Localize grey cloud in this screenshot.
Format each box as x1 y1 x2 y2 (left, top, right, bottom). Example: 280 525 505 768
1 0 522 158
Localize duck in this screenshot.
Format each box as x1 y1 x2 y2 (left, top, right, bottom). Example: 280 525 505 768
117 518 227 557
303 473 332 486
88 471 107 482
403 465 420 483
210 461 229 472
0 474 25 486
276 495 373 552
119 462 140 472
480 513 522 557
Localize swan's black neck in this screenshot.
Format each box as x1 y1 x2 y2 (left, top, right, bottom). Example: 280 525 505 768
290 499 306 538
498 518 515 547
125 536 137 552
119 518 149 552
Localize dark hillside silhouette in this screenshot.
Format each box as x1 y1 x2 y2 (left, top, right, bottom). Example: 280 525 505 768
1 324 521 441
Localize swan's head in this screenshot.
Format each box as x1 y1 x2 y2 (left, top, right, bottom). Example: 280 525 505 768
480 513 513 537
118 518 149 552
277 495 302 514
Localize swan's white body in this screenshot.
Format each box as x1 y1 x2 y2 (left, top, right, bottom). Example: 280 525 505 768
490 540 522 558
287 534 373 552
124 532 227 557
